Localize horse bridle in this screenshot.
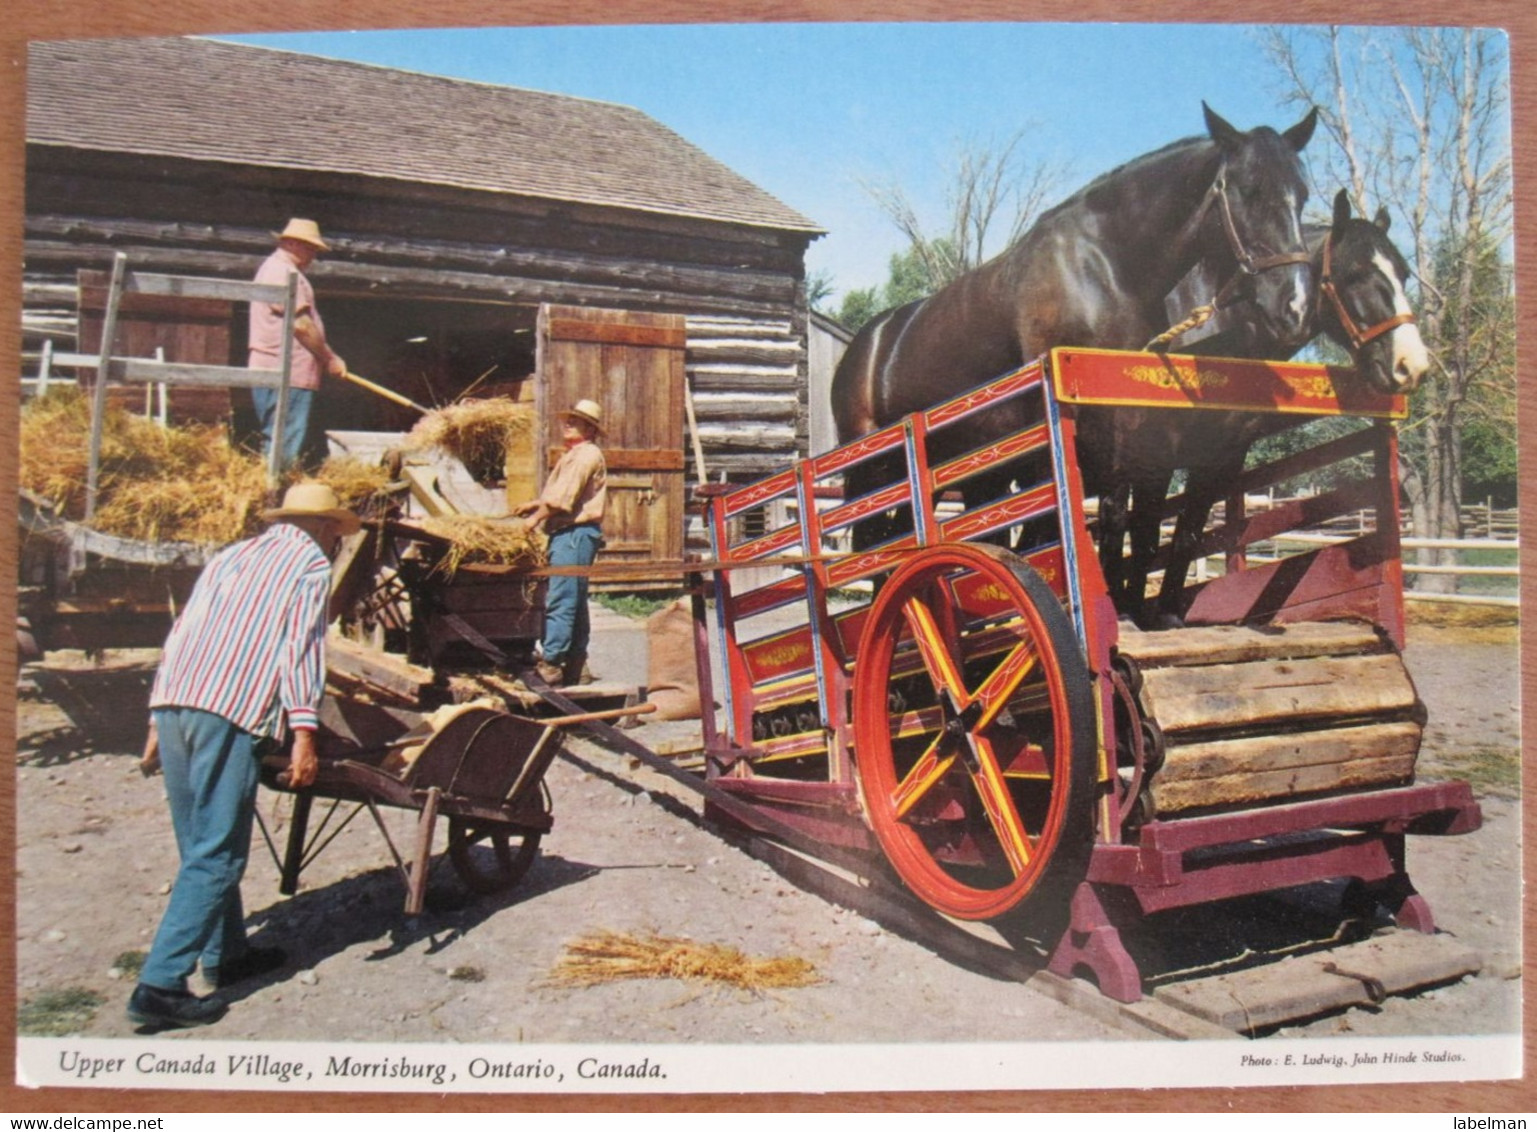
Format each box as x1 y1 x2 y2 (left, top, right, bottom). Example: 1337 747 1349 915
1317 229 1418 350
1209 165 1313 278
1148 162 1313 351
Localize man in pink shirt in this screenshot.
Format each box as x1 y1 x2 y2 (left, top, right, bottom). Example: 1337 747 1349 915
249 219 346 471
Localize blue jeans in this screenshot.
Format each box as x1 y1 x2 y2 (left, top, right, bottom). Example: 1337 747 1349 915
543 524 602 666
140 708 262 992
251 385 314 472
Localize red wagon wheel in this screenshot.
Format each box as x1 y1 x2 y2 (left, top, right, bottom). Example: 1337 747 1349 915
852 543 1097 922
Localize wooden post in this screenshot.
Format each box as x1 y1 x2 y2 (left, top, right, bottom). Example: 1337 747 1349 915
84 253 127 522
268 270 299 486
405 786 441 916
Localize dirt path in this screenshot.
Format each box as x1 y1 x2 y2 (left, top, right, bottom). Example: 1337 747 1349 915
12 612 1521 1052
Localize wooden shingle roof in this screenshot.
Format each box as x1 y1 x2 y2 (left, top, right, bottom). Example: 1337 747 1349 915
27 36 823 235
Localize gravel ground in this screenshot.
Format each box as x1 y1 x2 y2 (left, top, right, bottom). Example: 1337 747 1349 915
10 606 1522 1081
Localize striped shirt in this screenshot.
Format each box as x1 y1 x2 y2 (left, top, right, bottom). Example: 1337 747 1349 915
150 522 332 737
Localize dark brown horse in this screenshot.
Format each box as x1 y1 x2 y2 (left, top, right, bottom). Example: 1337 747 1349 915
1134 189 1428 624
832 104 1319 560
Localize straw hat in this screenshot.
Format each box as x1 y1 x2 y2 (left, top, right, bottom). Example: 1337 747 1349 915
262 482 361 535
273 218 331 251
560 399 604 433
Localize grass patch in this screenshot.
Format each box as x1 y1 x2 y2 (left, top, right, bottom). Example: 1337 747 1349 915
18 987 104 1036
593 591 685 620
1423 746 1522 800
113 950 147 977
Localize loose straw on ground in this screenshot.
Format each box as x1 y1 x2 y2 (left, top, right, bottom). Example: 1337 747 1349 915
547 930 820 992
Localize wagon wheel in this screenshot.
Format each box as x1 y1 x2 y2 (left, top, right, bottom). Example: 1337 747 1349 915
852 542 1098 922
447 809 543 894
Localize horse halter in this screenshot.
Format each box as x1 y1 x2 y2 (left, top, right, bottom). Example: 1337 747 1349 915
1210 166 1313 277
1317 231 1418 350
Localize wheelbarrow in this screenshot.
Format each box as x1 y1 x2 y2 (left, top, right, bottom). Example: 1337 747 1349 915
258 698 654 914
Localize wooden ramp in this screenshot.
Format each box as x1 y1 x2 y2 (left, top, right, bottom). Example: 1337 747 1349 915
1150 931 1482 1035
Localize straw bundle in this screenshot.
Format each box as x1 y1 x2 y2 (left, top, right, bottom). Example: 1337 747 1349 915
418 515 545 574
19 389 268 545
547 930 821 992
404 399 536 484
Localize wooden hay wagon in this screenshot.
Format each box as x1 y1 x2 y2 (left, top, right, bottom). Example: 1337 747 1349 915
690 346 1481 1002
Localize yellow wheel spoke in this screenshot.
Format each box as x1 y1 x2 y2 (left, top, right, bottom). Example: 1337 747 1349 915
972 640 1040 730
891 736 957 820
968 736 1033 876
901 596 967 698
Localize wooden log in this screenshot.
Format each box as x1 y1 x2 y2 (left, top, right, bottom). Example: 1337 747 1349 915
1138 653 1418 735
24 239 800 318
1156 720 1422 784
1117 621 1384 668
1149 751 1416 814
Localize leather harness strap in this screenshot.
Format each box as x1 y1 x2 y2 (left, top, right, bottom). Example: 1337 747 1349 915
1318 230 1418 350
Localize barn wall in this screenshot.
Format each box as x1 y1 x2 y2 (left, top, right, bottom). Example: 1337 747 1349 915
22 148 816 480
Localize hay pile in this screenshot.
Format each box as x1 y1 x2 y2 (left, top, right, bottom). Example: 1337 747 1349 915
547 930 821 992
19 389 269 545
405 399 536 484
418 515 545 574
313 454 393 510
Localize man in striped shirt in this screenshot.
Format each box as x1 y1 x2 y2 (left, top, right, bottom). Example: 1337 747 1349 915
128 483 359 1031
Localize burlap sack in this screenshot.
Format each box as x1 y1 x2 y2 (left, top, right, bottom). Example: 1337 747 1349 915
645 598 703 720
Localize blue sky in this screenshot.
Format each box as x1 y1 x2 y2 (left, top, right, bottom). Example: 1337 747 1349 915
227 23 1331 300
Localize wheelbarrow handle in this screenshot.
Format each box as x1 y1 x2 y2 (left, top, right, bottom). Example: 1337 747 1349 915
541 702 657 728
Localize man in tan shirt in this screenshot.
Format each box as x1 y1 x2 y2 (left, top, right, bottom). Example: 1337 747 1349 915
515 399 607 686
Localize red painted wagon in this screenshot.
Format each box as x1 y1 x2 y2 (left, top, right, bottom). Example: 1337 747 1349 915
691 346 1481 1002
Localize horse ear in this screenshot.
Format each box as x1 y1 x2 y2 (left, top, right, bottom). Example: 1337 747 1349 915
1373 206 1392 233
1203 102 1242 151
1333 188 1353 229
1284 107 1319 152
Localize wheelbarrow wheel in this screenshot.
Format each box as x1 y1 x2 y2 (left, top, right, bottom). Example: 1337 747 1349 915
447 818 541 894
852 542 1097 923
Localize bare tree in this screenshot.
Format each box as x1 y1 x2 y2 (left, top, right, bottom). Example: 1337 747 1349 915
1259 25 1514 592
859 127 1068 292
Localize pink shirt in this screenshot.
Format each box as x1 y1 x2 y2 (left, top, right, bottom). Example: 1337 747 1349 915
249 248 324 391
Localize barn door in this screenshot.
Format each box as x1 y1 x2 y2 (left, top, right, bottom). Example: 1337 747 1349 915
536 305 686 580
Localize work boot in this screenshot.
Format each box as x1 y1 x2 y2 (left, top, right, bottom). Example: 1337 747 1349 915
563 655 596 686
535 660 566 686
127 983 227 1030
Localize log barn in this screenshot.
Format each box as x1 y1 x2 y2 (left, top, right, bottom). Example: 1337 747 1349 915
23 35 825 566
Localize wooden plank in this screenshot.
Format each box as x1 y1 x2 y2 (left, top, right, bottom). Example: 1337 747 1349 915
1152 932 1482 1033
545 317 687 349
1150 752 1417 814
1117 621 1383 668
1139 653 1418 734
402 466 459 517
326 636 435 705
546 446 685 472
1157 720 1423 784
